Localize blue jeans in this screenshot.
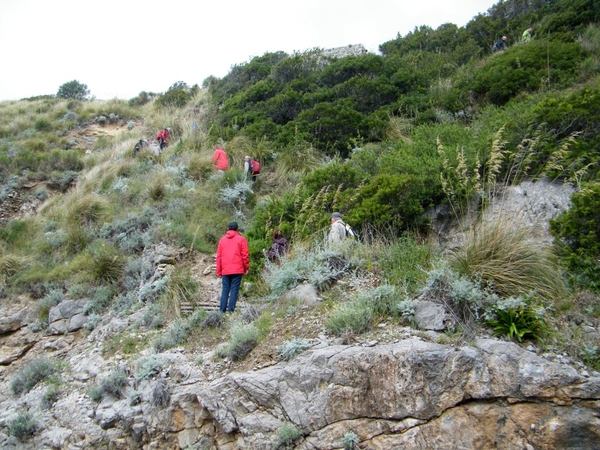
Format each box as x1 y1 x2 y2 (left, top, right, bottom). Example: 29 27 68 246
220 274 243 313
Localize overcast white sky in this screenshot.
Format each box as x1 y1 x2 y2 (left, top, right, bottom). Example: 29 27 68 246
0 0 496 101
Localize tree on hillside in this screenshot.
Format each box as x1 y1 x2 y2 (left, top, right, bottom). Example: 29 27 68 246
57 80 90 100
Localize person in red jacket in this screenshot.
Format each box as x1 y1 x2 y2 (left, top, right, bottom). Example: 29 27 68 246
157 128 171 149
216 221 249 313
211 145 228 171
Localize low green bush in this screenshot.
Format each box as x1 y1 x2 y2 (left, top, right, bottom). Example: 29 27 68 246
7 412 38 441
90 368 128 402
277 337 312 361
218 321 259 361
10 357 58 395
277 422 304 448
325 297 373 336
135 356 165 381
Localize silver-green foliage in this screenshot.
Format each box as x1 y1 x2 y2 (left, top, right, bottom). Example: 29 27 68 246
420 263 500 323
10 357 58 395
278 337 312 361
90 368 128 401
342 431 360 450
153 318 192 352
278 422 304 447
325 285 398 336
264 244 351 296
7 412 38 441
219 321 259 362
135 356 165 381
325 296 373 336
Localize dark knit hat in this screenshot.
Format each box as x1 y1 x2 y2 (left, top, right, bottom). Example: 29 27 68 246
228 221 238 230
331 212 342 219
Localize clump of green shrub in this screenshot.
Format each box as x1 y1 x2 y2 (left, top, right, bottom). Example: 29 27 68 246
7 412 38 441
277 422 304 448
342 431 360 450
41 385 60 409
218 321 259 362
10 357 58 395
325 296 373 336
325 285 398 337
278 337 312 361
135 356 165 381
89 368 129 402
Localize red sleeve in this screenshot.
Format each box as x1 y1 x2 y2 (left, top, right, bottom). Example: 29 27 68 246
216 240 222 276
241 238 249 273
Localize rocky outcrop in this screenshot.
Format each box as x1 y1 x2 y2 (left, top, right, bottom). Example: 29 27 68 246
1 327 599 449
172 338 600 449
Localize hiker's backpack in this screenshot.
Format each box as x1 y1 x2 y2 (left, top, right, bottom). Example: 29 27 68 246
343 222 358 241
250 159 261 175
157 130 164 140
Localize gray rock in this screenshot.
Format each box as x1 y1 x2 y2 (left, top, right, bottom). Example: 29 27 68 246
414 300 454 330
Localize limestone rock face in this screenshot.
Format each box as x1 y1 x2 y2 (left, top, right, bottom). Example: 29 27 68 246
190 339 600 449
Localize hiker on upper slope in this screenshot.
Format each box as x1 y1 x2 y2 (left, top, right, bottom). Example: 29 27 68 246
212 145 229 171
244 155 261 182
157 128 171 149
492 35 507 53
522 27 533 44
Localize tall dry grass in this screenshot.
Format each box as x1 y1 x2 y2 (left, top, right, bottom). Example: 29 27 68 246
450 215 568 302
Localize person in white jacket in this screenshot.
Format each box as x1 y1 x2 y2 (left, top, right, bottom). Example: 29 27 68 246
328 212 347 246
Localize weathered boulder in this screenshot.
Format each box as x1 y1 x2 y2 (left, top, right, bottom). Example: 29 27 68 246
48 299 89 334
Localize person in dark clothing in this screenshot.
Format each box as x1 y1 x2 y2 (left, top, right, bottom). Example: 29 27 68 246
264 229 289 262
492 35 507 53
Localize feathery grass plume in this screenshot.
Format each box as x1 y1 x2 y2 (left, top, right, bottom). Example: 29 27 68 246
483 125 507 195
542 131 584 186
450 214 568 303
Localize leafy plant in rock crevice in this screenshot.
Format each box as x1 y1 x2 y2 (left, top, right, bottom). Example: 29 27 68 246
487 296 548 343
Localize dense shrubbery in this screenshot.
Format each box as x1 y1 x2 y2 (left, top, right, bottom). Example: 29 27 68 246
472 40 585 105
550 181 600 291
155 81 199 108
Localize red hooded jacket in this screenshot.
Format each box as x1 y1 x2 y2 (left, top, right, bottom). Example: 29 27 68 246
211 147 228 170
216 230 249 276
